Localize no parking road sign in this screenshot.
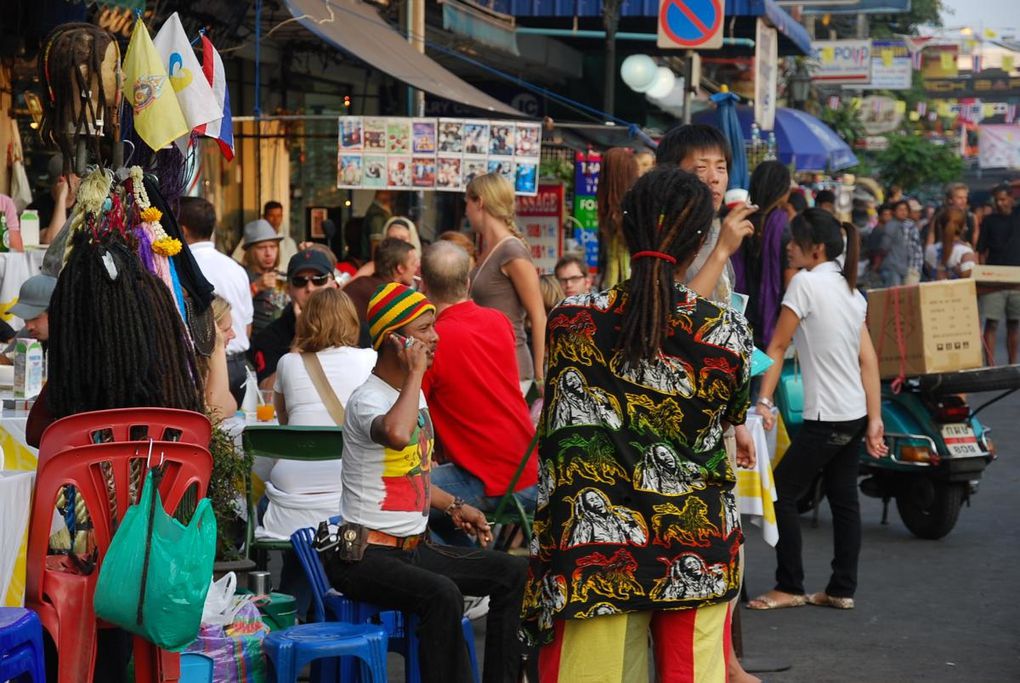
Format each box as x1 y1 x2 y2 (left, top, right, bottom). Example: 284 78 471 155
658 0 725 50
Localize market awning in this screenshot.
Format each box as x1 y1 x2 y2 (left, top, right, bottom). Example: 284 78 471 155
282 0 523 117
727 0 812 56
693 105 858 172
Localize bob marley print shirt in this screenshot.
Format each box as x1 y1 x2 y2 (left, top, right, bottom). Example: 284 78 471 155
521 282 752 645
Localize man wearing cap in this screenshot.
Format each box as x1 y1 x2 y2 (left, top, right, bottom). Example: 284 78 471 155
250 248 339 389
241 219 288 336
322 281 527 683
10 274 58 343
179 197 254 405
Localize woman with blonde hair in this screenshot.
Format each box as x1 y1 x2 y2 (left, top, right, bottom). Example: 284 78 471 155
596 148 639 288
197 296 239 421
256 288 376 615
466 172 547 393
925 206 976 280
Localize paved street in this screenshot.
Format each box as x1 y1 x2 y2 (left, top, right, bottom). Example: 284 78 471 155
739 379 1020 682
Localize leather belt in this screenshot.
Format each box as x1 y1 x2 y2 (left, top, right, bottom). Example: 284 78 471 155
366 529 425 551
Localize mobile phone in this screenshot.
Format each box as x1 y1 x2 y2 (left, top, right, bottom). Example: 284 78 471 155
390 332 414 349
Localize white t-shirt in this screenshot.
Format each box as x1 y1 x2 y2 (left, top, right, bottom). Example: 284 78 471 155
189 241 254 354
254 347 375 539
340 374 433 537
783 261 868 422
924 242 975 277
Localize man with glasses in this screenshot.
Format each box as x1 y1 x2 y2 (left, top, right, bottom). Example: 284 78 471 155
554 254 591 298
251 249 339 388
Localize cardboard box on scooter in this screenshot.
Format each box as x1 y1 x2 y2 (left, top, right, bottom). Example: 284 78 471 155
866 279 983 379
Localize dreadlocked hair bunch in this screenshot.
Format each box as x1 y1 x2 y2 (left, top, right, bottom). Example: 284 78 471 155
616 167 716 366
47 229 204 420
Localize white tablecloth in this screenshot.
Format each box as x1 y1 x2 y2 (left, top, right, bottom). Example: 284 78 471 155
736 414 778 546
0 249 46 328
0 470 35 606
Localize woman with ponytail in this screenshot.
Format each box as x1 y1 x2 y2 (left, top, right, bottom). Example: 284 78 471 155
925 206 976 280
750 208 887 612
523 168 756 682
466 172 546 392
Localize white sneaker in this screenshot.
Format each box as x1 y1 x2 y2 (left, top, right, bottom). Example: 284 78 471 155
463 595 490 620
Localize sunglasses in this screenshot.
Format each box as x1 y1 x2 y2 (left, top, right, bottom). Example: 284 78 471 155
290 273 332 288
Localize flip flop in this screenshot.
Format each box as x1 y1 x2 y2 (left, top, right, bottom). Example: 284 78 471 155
806 592 854 610
745 591 807 610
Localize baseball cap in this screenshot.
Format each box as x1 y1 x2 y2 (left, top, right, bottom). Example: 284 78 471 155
10 274 58 320
242 219 284 249
286 249 334 279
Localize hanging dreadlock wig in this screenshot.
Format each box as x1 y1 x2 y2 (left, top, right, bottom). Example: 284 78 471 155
46 167 204 420
39 23 121 175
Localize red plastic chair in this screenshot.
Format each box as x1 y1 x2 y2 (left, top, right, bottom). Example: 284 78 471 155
26 409 212 683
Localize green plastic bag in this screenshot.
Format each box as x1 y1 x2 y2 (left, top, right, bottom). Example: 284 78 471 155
94 469 217 651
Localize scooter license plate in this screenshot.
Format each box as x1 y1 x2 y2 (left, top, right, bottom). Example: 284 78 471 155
941 423 981 457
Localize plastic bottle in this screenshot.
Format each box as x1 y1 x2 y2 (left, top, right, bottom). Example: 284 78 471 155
766 131 778 161
19 209 40 247
0 213 8 253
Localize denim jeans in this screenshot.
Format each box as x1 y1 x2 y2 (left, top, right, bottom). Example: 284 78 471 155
322 541 528 683
428 463 537 546
772 417 867 599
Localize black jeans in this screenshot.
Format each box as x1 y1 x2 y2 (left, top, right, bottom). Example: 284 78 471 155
773 417 867 599
323 541 528 683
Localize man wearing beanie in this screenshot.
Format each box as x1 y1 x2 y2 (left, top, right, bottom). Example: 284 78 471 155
321 282 528 683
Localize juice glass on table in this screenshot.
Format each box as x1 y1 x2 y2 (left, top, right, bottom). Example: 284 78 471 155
256 389 276 422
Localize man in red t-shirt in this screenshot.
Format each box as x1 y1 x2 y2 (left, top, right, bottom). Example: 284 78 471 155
421 241 537 545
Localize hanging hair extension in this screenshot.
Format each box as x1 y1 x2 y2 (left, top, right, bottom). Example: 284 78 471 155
47 230 204 419
596 148 639 246
616 168 716 365
39 24 120 174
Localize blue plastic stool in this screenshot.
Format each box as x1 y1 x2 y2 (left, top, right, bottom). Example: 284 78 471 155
263 622 388 683
179 652 214 683
291 525 481 683
0 608 45 683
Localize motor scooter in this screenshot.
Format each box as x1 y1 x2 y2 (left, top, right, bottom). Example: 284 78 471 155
774 359 1020 539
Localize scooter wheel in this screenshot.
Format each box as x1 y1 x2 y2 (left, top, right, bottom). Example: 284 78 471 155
895 479 964 540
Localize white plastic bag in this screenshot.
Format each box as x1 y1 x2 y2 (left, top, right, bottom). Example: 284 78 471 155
201 571 252 626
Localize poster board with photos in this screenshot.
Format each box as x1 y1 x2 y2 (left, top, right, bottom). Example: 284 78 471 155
338 116 541 195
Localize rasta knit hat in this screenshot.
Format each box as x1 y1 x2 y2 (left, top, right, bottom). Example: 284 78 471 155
367 283 435 350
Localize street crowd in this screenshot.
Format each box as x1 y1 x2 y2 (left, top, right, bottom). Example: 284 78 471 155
7 119 1019 683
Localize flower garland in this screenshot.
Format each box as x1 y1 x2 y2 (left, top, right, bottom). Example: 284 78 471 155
129 166 181 257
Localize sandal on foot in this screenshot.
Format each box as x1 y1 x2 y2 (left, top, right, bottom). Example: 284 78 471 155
806 592 854 609
746 591 807 610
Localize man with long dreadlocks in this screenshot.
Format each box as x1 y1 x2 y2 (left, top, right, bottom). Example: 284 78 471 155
521 168 755 683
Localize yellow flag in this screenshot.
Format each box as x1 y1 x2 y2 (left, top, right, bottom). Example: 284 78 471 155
122 18 188 152
983 104 995 118
940 52 954 70
882 49 894 67
1003 55 1015 72
984 28 997 39
937 102 950 117
822 47 835 63
894 100 906 114
908 111 920 121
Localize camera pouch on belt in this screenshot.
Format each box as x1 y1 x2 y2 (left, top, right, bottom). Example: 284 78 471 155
314 520 369 563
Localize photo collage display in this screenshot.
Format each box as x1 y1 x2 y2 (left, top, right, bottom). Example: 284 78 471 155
338 116 541 195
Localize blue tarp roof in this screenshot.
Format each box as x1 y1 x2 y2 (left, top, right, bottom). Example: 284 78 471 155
490 0 812 55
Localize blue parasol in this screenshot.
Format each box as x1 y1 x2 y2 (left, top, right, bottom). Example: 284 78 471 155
694 104 858 172
708 86 749 190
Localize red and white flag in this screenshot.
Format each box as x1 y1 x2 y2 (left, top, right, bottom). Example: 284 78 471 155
196 34 235 161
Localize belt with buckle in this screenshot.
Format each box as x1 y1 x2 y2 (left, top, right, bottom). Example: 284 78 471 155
366 529 424 550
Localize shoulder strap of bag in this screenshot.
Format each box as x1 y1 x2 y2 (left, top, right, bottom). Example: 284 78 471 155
301 352 345 426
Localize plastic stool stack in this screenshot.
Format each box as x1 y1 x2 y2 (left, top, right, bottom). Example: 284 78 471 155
263 621 388 683
0 608 45 683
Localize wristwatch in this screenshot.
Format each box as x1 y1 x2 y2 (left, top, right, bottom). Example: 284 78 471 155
757 396 775 409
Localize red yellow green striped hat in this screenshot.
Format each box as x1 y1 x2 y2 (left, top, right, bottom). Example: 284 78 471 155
367 283 436 350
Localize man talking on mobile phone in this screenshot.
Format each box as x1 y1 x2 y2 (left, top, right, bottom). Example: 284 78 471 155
319 281 528 683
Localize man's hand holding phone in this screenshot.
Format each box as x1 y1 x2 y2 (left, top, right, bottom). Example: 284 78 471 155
390 332 428 375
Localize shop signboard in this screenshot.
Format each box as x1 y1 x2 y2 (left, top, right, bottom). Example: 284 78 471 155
336 116 541 195
921 45 959 80
923 74 1020 101
516 184 564 274
573 150 602 271
754 19 778 131
978 124 1020 169
862 40 911 90
811 40 872 85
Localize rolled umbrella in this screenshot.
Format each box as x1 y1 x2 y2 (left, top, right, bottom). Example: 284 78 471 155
708 86 749 190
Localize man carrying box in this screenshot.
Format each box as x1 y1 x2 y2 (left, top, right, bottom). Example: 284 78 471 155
976 186 1020 365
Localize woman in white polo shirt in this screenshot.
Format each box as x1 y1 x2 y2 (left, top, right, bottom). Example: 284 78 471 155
749 208 888 611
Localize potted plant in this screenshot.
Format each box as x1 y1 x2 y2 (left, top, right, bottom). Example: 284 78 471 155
207 420 256 575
